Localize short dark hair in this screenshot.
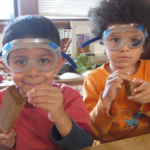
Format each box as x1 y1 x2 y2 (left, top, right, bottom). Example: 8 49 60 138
2 15 60 46
89 0 150 52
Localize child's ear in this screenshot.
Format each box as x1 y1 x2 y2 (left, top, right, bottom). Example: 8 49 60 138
54 57 65 74
141 47 144 54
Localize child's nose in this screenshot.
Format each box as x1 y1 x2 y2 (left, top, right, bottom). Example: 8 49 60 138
119 41 130 51
26 65 40 77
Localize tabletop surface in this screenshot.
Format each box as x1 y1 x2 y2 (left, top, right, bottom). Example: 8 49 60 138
80 133 150 150
0 76 84 89
0 80 14 89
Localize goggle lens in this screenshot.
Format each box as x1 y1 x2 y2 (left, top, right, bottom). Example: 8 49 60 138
7 48 58 72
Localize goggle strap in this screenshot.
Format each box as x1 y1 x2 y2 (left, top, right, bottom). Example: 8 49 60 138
0 60 10 73
3 43 12 51
61 52 77 70
81 36 102 48
133 40 142 46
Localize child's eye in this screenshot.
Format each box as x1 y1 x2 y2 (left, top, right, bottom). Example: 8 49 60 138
111 38 119 43
131 39 139 43
39 58 50 64
16 59 27 65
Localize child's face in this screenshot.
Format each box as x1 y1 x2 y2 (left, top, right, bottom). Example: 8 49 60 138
103 23 145 70
8 48 64 96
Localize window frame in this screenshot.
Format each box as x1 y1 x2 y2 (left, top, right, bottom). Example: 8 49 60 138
0 0 39 34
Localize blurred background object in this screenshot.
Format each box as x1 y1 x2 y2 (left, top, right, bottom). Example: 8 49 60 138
0 74 3 83
73 53 97 73
58 62 74 75
61 38 72 53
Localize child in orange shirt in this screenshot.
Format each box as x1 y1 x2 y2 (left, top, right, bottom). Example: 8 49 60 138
83 0 150 144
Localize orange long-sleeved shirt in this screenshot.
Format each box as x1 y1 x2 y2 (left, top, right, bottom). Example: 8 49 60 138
84 59 150 143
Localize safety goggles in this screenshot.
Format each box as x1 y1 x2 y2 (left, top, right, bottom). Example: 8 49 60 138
1 38 77 73
81 24 149 50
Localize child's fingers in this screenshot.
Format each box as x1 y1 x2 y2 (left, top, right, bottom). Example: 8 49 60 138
26 84 53 96
27 86 61 98
132 81 148 93
0 129 16 140
33 102 56 110
33 102 65 122
128 93 150 103
7 138 16 148
0 129 16 149
132 78 146 85
9 129 16 139
103 79 123 101
0 133 8 140
109 71 130 82
28 90 63 102
30 83 54 91
107 74 129 87
28 95 58 104
106 77 123 88
103 69 130 101
127 85 150 103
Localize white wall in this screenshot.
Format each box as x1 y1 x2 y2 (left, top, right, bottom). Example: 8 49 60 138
93 41 104 54
71 21 104 58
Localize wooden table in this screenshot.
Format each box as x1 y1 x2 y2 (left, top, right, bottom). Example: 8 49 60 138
0 76 84 89
80 133 150 150
0 80 14 89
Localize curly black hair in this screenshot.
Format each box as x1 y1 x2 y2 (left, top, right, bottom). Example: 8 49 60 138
89 0 150 52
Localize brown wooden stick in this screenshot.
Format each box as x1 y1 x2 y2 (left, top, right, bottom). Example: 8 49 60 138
125 81 139 96
0 85 26 134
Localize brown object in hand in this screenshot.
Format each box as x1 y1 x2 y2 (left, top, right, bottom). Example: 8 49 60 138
0 85 26 134
125 81 139 96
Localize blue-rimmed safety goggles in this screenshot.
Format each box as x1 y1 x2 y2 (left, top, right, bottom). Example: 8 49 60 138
81 24 149 50
1 38 77 73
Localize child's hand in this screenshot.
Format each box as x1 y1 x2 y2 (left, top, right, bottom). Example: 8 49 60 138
127 78 150 104
0 129 16 150
27 84 66 123
102 69 130 102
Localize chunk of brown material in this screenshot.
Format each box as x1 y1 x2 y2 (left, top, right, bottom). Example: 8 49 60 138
0 85 26 134
125 81 139 96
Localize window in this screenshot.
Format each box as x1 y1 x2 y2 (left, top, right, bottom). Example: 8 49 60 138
0 0 99 33
0 0 15 20
38 0 99 19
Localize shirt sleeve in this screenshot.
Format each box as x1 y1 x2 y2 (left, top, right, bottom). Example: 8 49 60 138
83 74 119 140
60 84 91 133
50 118 93 150
141 103 150 117
90 93 118 140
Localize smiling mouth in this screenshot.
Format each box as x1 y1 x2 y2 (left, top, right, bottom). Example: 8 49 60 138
26 83 41 87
